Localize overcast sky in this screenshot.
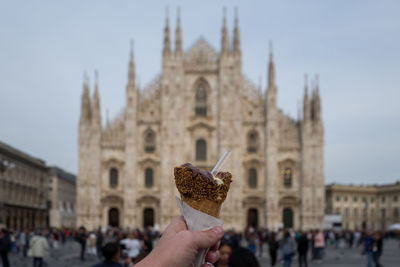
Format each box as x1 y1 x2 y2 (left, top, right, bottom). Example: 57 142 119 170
1 0 399 185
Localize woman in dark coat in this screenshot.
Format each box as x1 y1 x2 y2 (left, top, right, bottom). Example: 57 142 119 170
297 232 309 267
267 232 279 266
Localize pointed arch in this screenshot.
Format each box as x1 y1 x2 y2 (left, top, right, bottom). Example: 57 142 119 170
247 129 259 153
109 168 119 188
283 167 293 187
195 139 207 161
193 77 211 117
248 168 258 189
144 128 156 153
145 168 154 188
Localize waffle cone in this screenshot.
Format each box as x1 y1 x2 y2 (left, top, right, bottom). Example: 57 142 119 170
182 195 221 218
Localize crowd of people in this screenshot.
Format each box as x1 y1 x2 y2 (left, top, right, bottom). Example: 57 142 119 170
0 223 397 267
75 225 157 266
235 227 387 267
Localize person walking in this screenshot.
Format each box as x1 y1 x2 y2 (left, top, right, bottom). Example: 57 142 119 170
297 231 309 267
28 231 49 267
0 229 11 267
88 232 97 255
125 233 141 262
372 231 383 267
96 228 104 260
142 234 152 255
314 229 325 263
362 231 374 267
77 226 88 261
267 232 279 266
21 229 30 257
280 231 296 267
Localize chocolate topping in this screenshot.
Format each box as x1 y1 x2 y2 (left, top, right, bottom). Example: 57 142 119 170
174 163 232 204
181 163 214 182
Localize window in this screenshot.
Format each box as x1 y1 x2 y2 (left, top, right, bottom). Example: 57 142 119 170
394 195 398 202
109 168 118 188
344 196 348 202
144 130 156 153
354 208 358 217
394 208 399 218
247 130 259 153
354 196 358 202
345 208 349 217
363 208 367 217
381 208 386 218
248 168 257 189
371 209 374 217
195 84 207 116
335 208 340 215
145 168 154 188
195 139 207 161
336 196 340 202
381 197 385 203
283 168 292 188
371 197 374 203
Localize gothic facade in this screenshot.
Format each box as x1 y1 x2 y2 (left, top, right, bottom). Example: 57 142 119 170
77 13 325 231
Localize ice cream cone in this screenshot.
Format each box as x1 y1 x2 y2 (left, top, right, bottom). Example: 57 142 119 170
174 163 232 218
181 195 221 218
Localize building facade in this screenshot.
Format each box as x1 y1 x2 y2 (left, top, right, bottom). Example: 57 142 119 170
0 142 49 230
326 182 400 231
48 167 76 228
77 13 325 231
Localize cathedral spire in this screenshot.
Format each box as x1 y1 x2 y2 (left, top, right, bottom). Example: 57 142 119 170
163 7 171 57
80 72 91 124
221 7 229 55
175 7 182 56
313 74 321 121
233 7 240 55
128 40 135 89
268 41 275 89
304 73 309 97
303 73 310 121
92 70 101 128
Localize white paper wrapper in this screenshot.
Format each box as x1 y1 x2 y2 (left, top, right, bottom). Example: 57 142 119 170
176 197 223 267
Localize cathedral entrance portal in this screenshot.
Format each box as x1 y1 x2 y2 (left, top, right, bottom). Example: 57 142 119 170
108 208 119 227
283 208 293 228
247 208 258 228
143 208 154 228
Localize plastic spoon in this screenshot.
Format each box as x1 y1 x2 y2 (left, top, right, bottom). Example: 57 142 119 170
211 150 231 184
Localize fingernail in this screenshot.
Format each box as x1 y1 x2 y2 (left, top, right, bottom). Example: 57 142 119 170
212 226 224 236
205 262 214 267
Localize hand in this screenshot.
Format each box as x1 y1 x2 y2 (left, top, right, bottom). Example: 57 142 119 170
136 216 224 267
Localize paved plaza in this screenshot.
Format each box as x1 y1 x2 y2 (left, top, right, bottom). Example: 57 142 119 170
7 239 400 267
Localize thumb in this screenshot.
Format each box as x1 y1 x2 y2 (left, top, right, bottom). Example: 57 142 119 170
191 227 224 249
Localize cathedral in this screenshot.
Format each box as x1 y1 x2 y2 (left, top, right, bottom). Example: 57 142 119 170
77 11 325 231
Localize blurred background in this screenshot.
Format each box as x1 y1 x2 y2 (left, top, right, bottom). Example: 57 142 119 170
0 1 399 266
